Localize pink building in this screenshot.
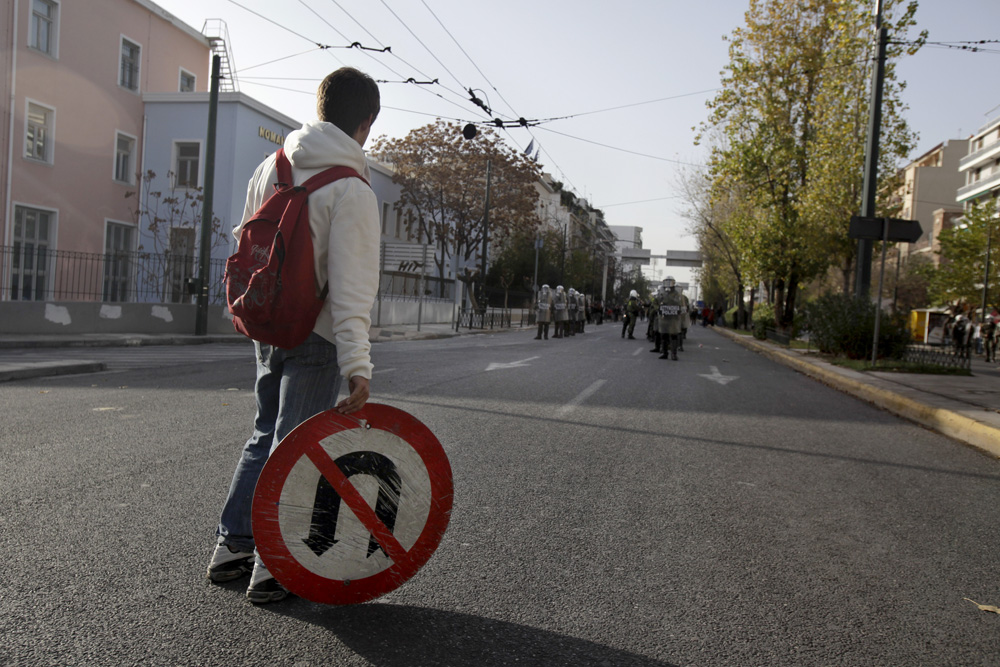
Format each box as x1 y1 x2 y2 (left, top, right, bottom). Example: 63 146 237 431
2 0 211 300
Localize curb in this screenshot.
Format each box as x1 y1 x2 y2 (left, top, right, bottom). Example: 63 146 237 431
0 360 106 382
714 327 1000 459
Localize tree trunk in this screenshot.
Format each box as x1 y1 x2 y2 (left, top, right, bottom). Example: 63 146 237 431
773 278 786 329
736 282 746 330
782 271 799 330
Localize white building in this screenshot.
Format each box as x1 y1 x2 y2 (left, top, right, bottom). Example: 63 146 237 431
957 114 1000 210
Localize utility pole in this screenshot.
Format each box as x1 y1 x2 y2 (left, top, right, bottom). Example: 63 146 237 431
195 54 220 336
982 217 994 320
479 159 491 313
855 0 888 298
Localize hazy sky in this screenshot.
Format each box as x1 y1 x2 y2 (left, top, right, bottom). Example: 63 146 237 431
154 0 1000 286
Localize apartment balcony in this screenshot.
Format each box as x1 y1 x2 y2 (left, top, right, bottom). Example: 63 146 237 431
959 139 1000 171
957 167 1000 203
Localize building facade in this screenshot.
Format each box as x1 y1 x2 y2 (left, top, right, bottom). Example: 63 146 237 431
138 92 299 303
3 0 212 303
896 139 968 266
957 115 1000 210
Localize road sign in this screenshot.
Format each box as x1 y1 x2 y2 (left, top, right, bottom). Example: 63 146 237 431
252 403 453 605
665 250 703 268
848 216 922 243
621 248 651 265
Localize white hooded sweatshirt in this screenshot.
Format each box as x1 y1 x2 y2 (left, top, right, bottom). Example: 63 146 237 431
234 120 380 381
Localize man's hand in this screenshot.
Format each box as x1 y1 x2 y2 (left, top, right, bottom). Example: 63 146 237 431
336 376 370 415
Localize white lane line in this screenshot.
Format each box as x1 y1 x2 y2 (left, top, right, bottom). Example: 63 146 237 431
632 347 643 356
557 379 606 417
373 368 396 374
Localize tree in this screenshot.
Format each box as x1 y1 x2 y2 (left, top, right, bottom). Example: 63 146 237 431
928 199 1000 310
370 120 541 307
681 163 753 327
699 0 923 329
487 226 563 297
125 170 226 303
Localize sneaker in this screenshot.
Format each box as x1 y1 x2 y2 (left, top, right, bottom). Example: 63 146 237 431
246 563 288 604
207 544 254 583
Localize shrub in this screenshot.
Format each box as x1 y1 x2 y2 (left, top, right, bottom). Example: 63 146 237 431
802 294 909 360
752 302 775 340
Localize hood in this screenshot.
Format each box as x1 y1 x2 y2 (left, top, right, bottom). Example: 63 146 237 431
284 120 371 179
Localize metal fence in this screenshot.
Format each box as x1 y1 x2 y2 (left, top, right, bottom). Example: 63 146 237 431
1 245 226 304
380 270 454 301
902 343 972 371
457 308 532 329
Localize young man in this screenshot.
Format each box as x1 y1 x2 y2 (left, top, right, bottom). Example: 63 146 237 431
207 67 381 603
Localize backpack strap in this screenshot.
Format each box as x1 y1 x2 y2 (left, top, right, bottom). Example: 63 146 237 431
274 148 293 187
301 165 371 193
273 147 371 193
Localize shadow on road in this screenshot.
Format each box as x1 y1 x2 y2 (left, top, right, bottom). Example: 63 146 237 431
267 601 678 666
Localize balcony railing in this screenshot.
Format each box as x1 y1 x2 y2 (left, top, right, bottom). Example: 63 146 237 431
957 168 1000 203
959 138 1000 171
0 245 226 304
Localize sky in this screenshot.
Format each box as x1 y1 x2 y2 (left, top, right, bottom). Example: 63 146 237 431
154 0 1000 289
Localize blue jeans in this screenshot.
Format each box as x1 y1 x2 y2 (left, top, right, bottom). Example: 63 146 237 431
216 333 342 552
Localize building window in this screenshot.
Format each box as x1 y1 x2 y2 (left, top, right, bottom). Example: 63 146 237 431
394 210 402 239
25 102 53 163
11 205 53 301
103 221 134 302
120 37 141 91
29 0 58 56
179 69 195 92
174 142 200 188
114 132 136 184
381 202 389 235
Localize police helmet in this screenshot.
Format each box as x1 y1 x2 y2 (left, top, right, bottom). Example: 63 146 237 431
664 276 676 289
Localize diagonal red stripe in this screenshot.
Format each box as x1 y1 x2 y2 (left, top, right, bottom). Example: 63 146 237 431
304 441 408 563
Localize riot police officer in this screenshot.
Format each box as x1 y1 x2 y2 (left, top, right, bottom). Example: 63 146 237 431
567 288 579 336
649 286 663 353
657 277 685 360
535 284 553 340
622 290 640 339
678 290 690 352
552 285 568 338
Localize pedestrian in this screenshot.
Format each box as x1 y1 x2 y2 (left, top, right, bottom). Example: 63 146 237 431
535 285 553 339
206 67 381 604
973 317 983 355
985 315 998 362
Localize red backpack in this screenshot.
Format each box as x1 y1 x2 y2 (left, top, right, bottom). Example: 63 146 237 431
225 148 369 349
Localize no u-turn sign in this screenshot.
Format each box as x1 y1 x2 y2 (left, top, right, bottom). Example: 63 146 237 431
251 404 453 605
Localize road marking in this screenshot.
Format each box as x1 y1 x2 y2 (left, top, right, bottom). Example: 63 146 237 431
699 366 739 385
486 356 540 372
632 348 643 356
373 368 396 374
557 379 606 416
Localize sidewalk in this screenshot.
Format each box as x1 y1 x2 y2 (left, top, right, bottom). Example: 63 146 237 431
713 326 1000 459
0 322 512 382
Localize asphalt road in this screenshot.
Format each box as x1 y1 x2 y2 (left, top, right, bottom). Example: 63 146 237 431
2 323 999 665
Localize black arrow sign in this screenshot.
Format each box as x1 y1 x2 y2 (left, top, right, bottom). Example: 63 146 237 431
302 451 401 558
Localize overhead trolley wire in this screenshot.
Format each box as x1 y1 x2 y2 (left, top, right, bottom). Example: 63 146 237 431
310 0 494 119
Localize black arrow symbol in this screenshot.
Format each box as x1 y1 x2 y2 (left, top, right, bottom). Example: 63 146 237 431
302 451 401 559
